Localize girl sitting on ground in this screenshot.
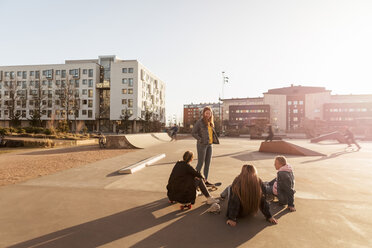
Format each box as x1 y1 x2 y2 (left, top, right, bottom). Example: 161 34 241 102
166 151 219 208
221 164 278 227
265 155 296 212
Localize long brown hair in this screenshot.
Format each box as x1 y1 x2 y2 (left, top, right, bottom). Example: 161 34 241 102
202 106 214 127
231 164 262 216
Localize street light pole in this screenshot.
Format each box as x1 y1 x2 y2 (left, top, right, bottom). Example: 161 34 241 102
220 72 229 134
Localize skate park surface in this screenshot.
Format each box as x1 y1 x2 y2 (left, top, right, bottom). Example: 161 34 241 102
1 137 372 248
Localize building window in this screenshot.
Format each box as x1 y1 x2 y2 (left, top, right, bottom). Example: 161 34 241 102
293 101 298 105
122 89 127 94
299 101 303 105
82 110 87 115
83 79 87 85
88 110 92 118
75 80 79 87
128 78 133 86
88 69 93 77
55 70 60 75
88 100 93 107
17 71 22 77
288 101 292 105
122 68 127 73
128 99 133 107
88 89 93 97
83 69 87 74
122 99 127 104
128 109 133 115
82 99 87 105
88 79 93 87
293 109 298 113
29 71 34 76
128 68 134 73
61 70 66 78
82 89 87 95
69 69 79 78
293 117 298 122
122 78 127 84
128 89 133 94
22 71 27 79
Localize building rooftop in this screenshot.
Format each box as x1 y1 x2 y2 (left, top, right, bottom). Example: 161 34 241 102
264 84 330 95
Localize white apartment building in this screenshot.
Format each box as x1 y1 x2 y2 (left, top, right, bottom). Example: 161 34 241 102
0 55 166 132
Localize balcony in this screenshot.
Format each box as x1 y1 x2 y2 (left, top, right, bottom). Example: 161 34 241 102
96 80 110 89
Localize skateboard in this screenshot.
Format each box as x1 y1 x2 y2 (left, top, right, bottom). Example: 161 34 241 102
206 182 222 191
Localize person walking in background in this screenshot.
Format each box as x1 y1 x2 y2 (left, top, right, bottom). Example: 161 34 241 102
191 106 219 186
265 125 274 142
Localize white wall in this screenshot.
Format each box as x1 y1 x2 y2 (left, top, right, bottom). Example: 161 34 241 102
263 94 287 131
305 91 331 120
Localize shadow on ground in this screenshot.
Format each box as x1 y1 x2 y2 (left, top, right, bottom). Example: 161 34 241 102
9 198 288 248
301 149 359 164
19 145 130 156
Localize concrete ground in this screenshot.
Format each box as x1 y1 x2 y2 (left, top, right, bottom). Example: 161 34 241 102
1 137 371 248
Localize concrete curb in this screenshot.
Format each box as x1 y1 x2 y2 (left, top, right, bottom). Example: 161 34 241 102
118 153 166 174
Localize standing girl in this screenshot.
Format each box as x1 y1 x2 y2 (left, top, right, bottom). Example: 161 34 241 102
191 106 219 186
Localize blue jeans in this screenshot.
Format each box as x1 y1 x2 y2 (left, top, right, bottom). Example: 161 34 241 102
196 143 212 180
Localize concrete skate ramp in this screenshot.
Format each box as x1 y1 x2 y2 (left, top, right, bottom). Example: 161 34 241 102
310 131 347 143
106 133 168 149
259 141 325 156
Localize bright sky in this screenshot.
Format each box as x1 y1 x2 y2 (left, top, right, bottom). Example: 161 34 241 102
1 0 372 124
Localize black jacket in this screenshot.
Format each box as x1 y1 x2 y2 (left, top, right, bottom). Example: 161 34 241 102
277 170 295 207
226 179 272 221
167 161 203 204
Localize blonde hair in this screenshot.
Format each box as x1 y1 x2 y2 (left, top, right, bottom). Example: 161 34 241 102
202 106 214 127
275 156 287 165
231 164 261 216
183 151 194 163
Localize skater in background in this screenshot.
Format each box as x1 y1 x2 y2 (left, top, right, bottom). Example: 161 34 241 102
166 151 219 208
191 106 219 186
265 125 274 142
222 164 278 227
265 156 296 212
170 124 179 141
344 126 361 150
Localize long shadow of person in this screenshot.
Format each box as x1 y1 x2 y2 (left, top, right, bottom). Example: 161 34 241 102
8 198 185 248
131 199 289 248
9 198 289 248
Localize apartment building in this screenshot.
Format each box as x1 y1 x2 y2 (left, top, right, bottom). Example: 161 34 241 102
183 102 220 129
221 85 372 133
0 55 166 132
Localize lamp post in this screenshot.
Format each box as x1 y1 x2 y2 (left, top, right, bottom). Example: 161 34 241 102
219 72 229 135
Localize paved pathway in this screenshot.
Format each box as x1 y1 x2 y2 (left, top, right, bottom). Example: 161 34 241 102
1 138 371 247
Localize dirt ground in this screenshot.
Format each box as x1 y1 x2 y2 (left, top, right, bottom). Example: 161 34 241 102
0 145 132 186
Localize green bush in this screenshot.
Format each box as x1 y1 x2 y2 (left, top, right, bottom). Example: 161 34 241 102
43 129 52 135
0 128 8 136
17 128 26 134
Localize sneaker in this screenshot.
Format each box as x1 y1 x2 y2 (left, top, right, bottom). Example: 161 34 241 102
207 197 220 205
207 203 221 214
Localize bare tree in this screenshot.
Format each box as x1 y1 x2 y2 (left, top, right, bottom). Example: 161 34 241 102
28 72 48 127
3 74 22 127
56 70 80 131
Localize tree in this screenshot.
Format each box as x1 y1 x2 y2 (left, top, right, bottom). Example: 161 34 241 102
119 108 131 134
28 74 48 127
3 76 23 127
56 72 80 131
